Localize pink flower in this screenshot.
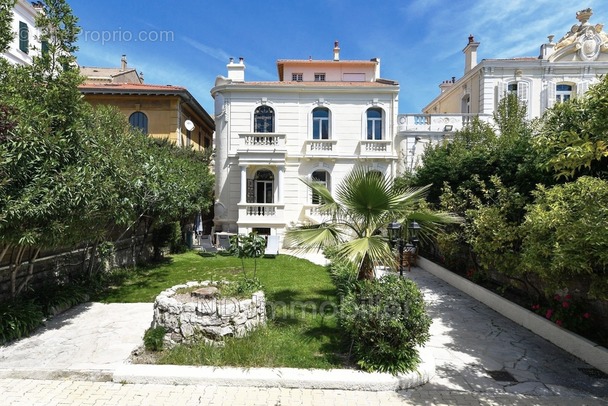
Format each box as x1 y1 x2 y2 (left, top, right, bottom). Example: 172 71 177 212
562 301 570 309
565 294 572 300
531 304 540 310
554 294 561 301
583 313 591 319
556 320 563 326
546 309 554 319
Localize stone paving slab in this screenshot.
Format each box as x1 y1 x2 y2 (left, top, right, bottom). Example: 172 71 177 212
403 267 608 399
0 378 606 406
0 302 153 370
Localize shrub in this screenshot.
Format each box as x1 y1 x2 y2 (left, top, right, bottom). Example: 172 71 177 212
143 326 167 352
339 274 431 374
328 258 358 299
531 293 592 335
29 282 89 316
221 277 263 299
0 299 44 345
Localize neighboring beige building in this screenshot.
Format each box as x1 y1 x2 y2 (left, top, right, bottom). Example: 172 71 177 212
2 0 43 66
210 42 400 241
398 8 608 171
79 56 214 151
79 55 144 84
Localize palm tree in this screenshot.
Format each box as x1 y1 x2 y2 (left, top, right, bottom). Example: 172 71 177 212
284 167 461 280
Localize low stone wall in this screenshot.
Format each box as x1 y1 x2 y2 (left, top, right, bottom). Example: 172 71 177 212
152 281 266 347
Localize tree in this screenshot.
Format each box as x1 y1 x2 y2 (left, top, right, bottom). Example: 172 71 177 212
284 167 460 280
534 75 608 180
0 0 15 54
521 176 608 300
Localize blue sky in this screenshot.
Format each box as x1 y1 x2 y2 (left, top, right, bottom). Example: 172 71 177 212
70 0 608 114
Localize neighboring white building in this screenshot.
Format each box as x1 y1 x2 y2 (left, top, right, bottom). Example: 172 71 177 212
2 0 43 66
210 42 400 242
399 8 608 171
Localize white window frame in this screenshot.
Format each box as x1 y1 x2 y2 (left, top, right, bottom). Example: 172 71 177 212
312 107 331 140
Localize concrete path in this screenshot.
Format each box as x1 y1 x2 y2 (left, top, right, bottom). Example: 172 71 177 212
0 302 152 379
0 252 606 405
403 268 608 402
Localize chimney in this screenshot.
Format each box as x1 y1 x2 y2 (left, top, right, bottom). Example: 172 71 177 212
121 55 127 71
462 35 480 74
226 57 245 82
333 41 340 61
371 57 380 80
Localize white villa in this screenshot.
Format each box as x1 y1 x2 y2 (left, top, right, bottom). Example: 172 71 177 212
210 42 400 242
398 8 608 171
2 0 43 66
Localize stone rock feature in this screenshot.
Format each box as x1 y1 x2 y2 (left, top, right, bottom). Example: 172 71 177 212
152 281 266 347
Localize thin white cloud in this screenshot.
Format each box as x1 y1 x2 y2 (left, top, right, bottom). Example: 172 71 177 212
181 36 231 63
181 36 274 81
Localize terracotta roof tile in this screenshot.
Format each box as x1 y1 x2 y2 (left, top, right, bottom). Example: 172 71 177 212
79 83 186 92
232 80 397 87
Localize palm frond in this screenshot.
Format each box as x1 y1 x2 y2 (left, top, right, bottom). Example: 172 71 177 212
334 234 396 270
283 223 343 252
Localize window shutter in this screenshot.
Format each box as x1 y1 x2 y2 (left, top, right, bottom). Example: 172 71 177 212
577 81 589 97
19 21 29 53
547 82 556 109
497 81 506 102
517 81 529 104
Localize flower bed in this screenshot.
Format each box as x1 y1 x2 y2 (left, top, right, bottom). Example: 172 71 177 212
152 281 266 347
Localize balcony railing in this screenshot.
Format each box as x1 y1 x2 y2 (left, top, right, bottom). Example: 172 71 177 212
359 140 392 156
238 203 284 224
238 133 286 150
303 204 331 224
397 114 493 133
304 139 338 156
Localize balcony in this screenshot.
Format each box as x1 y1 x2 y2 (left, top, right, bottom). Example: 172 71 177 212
237 133 287 164
238 203 285 225
359 140 392 157
397 114 493 133
304 139 338 157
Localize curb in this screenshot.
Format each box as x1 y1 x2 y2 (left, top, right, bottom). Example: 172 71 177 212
418 256 608 375
112 347 435 391
0 349 435 391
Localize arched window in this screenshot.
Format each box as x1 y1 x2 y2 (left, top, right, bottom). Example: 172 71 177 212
254 106 274 133
129 112 148 134
556 84 573 103
311 170 330 204
366 108 383 140
312 107 330 139
461 94 470 113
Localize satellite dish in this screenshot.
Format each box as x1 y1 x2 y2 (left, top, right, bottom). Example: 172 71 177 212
184 120 195 131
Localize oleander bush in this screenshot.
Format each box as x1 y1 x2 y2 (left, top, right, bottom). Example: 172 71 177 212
339 274 431 374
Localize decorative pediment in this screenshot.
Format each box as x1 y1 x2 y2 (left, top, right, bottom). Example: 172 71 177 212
550 8 608 62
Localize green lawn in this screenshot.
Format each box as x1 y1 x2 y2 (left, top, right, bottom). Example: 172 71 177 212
97 251 350 369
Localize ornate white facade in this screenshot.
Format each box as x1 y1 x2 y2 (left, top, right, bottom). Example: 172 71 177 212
2 0 42 66
399 8 608 171
211 44 399 242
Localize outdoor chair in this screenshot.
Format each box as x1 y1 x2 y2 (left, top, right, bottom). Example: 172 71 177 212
218 234 232 251
264 235 280 258
200 235 218 255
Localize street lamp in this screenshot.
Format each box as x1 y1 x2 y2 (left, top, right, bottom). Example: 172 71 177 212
388 220 421 276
